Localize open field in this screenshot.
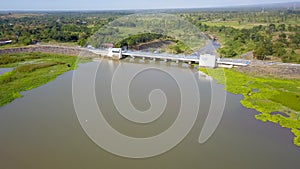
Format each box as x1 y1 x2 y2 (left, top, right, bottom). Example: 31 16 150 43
202 21 269 29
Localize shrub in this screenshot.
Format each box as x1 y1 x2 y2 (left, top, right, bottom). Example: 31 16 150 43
15 63 59 72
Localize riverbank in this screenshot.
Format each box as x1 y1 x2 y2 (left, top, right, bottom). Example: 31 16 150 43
235 60 300 79
199 67 300 147
0 52 90 107
0 45 99 57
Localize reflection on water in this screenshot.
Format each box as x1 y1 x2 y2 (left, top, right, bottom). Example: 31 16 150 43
0 68 13 75
0 59 299 169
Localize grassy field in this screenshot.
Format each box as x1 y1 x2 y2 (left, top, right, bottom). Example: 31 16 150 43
0 52 90 107
202 21 268 29
199 67 300 147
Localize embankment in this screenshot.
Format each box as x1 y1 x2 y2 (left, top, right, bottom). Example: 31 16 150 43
0 45 99 57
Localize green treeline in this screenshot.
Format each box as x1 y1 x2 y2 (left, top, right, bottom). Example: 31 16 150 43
114 33 191 54
200 23 299 63
115 33 165 48
1 10 299 63
0 12 124 46
183 10 300 63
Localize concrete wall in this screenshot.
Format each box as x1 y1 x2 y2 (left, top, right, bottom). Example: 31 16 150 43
199 54 217 68
108 48 122 59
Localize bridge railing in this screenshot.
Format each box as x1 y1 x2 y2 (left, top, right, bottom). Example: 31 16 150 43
124 50 199 59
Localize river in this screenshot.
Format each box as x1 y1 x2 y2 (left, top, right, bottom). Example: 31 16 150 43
0 68 13 75
0 58 299 169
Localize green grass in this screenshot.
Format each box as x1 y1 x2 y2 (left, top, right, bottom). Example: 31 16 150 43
270 92 300 111
0 44 27 49
199 67 300 147
0 52 91 107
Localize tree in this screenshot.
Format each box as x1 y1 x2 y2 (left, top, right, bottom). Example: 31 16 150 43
273 42 287 57
278 24 286 32
219 47 237 58
254 46 267 60
170 45 182 54
20 37 32 45
278 33 287 44
267 23 276 34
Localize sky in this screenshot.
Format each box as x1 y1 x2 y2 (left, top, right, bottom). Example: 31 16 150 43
0 0 297 10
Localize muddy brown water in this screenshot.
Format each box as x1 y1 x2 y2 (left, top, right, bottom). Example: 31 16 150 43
0 59 299 169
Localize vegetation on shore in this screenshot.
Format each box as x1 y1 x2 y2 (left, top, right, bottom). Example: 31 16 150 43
184 11 300 63
0 12 123 46
199 67 300 146
0 52 89 107
1 10 299 63
114 33 192 54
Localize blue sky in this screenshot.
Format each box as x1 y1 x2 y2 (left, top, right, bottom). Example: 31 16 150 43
0 0 297 10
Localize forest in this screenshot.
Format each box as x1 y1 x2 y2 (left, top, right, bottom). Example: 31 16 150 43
0 9 299 63
0 12 126 46
182 10 300 63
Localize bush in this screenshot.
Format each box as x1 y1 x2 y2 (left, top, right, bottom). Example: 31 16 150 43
15 63 59 72
0 55 25 65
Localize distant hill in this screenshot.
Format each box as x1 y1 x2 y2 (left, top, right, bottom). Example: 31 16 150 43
133 2 300 13
225 1 300 10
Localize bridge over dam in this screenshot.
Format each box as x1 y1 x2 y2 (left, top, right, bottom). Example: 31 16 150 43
90 48 250 68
